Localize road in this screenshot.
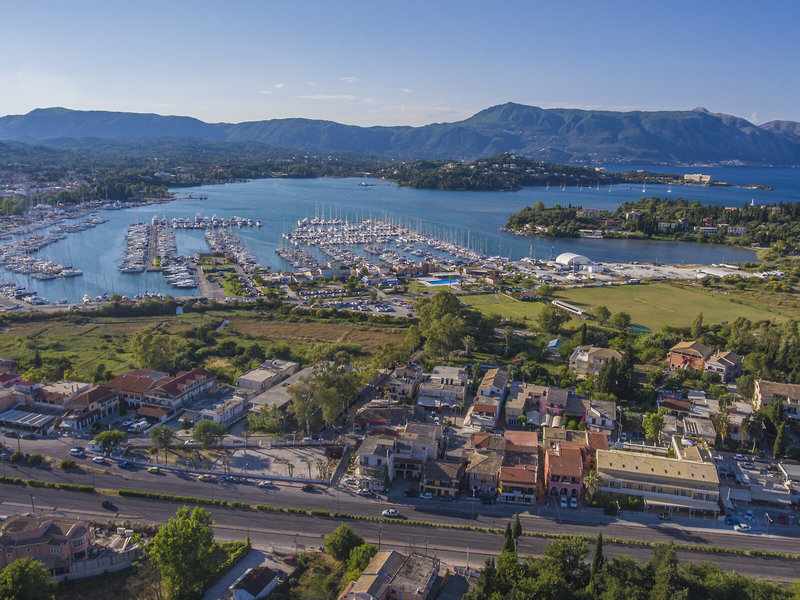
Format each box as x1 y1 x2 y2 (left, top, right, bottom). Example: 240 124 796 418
1 484 799 583
3 455 800 555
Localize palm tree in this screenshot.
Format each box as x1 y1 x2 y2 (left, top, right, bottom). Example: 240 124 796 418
503 326 513 356
286 462 295 478
583 470 602 500
517 415 528 429
463 335 475 358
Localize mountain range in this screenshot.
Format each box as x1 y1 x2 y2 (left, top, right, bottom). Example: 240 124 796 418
2 104 800 165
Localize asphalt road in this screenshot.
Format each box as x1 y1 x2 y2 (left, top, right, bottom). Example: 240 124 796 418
1 485 799 583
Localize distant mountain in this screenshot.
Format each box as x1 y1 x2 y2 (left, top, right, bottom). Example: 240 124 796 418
2 104 800 165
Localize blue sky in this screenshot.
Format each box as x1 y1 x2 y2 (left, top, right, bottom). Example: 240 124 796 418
1 1 798 126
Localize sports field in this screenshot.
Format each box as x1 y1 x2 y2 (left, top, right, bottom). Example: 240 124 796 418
461 283 799 330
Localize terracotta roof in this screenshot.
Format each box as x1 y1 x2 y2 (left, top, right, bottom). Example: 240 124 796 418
467 451 503 476
499 465 538 486
473 402 499 415
70 385 117 407
504 430 538 452
585 431 609 453
708 350 742 367
659 397 692 413
471 432 505 452
150 368 214 398
423 459 464 482
478 367 507 392
137 405 172 418
669 340 714 359
106 371 169 395
546 445 584 478
757 380 800 401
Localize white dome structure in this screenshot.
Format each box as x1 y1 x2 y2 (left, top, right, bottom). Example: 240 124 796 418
554 252 590 267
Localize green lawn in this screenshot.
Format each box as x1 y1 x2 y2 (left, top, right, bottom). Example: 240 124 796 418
462 283 799 331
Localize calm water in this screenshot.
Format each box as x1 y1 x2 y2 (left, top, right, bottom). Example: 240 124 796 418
6 166 796 302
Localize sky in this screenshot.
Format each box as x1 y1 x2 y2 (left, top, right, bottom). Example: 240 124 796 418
1 1 798 127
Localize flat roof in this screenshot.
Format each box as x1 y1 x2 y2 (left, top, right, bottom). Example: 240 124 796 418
250 366 316 410
0 409 55 429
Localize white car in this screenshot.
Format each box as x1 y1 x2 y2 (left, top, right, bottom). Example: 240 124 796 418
92 456 106 464
560 496 568 509
420 492 433 499
381 509 399 517
69 448 85 457
257 480 274 488
733 454 746 461
570 497 578 509
734 523 752 532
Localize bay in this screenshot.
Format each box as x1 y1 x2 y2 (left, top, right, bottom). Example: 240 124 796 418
5 170 788 302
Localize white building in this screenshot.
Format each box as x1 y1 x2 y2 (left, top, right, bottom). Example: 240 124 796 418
554 252 590 267
199 395 247 424
237 359 299 393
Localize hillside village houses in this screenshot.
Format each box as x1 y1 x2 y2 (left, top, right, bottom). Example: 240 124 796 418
0 515 94 573
468 367 509 429
416 365 469 413
235 359 299 393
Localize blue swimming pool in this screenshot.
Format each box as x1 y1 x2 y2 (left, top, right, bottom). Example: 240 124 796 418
424 278 460 286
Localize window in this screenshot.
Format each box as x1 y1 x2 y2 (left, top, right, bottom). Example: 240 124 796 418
50 548 60 555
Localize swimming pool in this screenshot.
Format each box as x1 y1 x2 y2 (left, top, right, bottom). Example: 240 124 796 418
423 278 460 286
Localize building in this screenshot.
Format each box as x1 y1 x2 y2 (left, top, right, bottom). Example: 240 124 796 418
682 416 717 444
356 436 396 491
554 252 590 267
416 377 467 413
393 423 443 479
544 443 585 499
754 380 800 420
667 341 715 372
144 367 217 408
684 173 712 184
29 381 92 410
541 387 570 416
199 395 247 425
704 351 743 382
236 359 299 393
383 364 423 402
250 366 315 413
105 370 170 407
465 450 503 497
499 431 540 505
0 515 93 574
419 459 465 498
338 551 439 600
504 382 547 427
468 368 508 430
569 346 624 378
60 385 120 431
580 399 617 437
595 449 720 516
231 566 280 600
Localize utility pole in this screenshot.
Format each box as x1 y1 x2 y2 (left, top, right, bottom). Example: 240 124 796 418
29 493 35 513
378 523 382 550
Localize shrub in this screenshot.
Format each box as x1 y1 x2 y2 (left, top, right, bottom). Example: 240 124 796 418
9 451 25 464
26 454 44 466
60 459 77 470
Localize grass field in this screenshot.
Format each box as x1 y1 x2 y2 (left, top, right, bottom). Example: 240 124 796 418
461 283 800 330
0 309 407 380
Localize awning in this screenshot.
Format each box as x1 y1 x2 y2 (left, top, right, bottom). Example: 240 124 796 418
641 492 719 512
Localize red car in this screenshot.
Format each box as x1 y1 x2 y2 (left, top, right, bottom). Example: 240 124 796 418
282 556 299 566
776 513 788 525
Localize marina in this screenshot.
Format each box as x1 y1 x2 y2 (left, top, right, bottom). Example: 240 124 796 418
0 172 785 303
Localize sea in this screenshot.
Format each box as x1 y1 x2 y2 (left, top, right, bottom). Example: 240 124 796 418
5 166 800 303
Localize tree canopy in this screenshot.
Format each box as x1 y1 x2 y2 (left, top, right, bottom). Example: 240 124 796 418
147 506 215 600
0 558 56 600
324 524 365 562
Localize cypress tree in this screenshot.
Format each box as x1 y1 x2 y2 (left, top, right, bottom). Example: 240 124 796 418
591 531 604 577
503 523 516 553
512 514 522 539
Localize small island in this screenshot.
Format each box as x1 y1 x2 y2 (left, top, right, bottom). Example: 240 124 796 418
504 197 800 250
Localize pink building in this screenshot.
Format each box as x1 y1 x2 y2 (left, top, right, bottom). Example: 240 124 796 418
0 515 94 575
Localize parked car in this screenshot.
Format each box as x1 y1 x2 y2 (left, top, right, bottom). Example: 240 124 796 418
344 477 357 485
744 509 754 520
257 480 274 488
402 490 417 498
197 474 213 482
560 496 568 509
147 466 161 474
734 523 752 532
21 433 35 440
620 432 627 441
733 454 746 461
69 448 85 457
570 497 578 509
301 484 316 493
725 516 741 526
382 509 399 517
282 556 299 566
117 461 132 469
777 513 789 525
357 489 374 497
420 492 433 499
92 456 106 464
